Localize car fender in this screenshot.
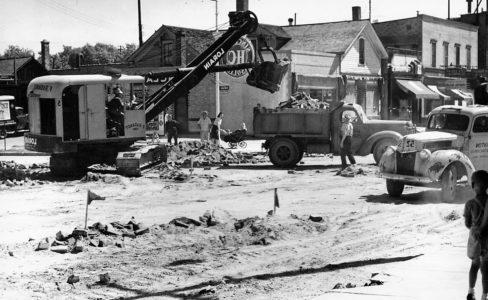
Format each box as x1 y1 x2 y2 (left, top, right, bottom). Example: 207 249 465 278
358 131 403 156
378 145 397 173
425 149 475 182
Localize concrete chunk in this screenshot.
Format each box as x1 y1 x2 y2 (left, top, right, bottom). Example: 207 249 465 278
51 245 69 254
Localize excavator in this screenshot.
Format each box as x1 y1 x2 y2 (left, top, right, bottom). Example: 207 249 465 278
24 10 288 176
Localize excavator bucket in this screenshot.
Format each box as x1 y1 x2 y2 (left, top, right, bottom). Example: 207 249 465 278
246 41 289 93
246 60 289 93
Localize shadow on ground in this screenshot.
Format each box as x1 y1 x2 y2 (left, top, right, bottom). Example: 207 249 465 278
362 186 473 205
107 254 422 300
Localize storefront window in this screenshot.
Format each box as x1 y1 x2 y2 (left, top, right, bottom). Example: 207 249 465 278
422 99 443 118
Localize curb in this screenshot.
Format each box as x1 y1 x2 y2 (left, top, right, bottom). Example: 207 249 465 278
0 151 50 156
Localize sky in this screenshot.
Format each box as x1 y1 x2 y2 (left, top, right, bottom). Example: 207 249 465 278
0 0 476 56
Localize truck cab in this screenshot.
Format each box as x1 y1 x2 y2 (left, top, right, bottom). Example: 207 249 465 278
0 95 28 137
379 105 488 201
255 102 416 167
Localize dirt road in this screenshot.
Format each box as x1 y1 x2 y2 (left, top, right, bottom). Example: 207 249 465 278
0 138 473 299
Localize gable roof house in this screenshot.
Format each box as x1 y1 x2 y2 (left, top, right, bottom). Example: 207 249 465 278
280 17 388 117
0 56 48 109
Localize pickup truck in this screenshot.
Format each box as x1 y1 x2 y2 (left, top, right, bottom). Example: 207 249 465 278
254 102 417 167
379 105 488 202
0 95 29 138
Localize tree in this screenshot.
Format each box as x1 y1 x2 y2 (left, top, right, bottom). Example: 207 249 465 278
1 45 34 59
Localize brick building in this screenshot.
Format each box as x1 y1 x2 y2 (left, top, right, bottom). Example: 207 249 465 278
373 14 478 124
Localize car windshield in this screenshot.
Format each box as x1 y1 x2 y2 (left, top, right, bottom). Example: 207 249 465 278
427 113 470 132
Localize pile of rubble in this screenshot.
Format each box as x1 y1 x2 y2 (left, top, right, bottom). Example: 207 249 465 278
166 141 267 167
278 92 329 110
336 166 366 177
34 217 150 254
0 161 49 187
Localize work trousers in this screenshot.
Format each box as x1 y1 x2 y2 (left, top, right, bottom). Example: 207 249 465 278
200 131 209 142
340 136 356 169
167 132 178 145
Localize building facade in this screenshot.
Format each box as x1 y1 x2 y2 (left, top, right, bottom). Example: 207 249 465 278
373 14 478 124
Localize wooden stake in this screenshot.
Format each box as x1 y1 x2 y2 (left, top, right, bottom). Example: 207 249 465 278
84 193 89 229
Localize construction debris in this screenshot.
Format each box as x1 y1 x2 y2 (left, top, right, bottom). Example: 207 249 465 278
336 166 365 177
98 273 111 285
166 141 267 167
67 275 80 285
0 161 49 185
277 92 328 110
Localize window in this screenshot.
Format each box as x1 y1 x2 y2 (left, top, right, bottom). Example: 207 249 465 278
443 42 449 67
430 39 437 68
342 110 359 123
160 40 174 66
358 38 365 65
467 45 472 69
455 44 460 67
427 113 469 131
473 116 488 133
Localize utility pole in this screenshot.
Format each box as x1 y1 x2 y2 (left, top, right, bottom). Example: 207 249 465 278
138 0 143 47
210 0 220 116
448 0 450 19
369 0 371 20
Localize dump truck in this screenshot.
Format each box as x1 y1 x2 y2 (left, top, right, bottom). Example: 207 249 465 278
254 102 417 167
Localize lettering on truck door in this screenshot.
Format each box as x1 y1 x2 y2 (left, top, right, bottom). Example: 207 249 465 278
469 115 488 171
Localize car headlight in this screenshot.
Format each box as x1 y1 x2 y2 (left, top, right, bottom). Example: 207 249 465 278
419 149 431 160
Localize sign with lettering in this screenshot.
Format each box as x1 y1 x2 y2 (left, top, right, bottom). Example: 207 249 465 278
0 101 11 121
221 36 255 78
33 84 53 93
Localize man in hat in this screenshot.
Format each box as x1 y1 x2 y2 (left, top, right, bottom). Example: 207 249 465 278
340 113 356 170
475 77 488 105
107 87 125 136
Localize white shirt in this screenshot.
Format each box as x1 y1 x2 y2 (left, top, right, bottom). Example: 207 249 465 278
341 122 353 137
213 117 222 127
198 117 212 131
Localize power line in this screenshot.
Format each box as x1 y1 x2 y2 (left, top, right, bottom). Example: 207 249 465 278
38 0 116 28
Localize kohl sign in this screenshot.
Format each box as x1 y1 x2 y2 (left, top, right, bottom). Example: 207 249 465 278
221 36 255 78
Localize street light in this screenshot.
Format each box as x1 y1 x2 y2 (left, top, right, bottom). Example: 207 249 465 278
210 0 220 117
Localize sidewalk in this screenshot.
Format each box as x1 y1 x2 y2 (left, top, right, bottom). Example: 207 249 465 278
315 245 471 300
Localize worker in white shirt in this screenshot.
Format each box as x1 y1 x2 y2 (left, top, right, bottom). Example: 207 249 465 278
197 111 212 142
340 114 356 170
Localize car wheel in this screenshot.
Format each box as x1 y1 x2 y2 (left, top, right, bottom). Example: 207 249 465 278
269 138 299 168
441 165 458 202
386 179 404 197
373 138 397 164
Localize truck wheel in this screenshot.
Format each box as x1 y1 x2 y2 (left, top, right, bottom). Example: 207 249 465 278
373 138 396 164
386 179 404 197
269 138 299 168
441 165 458 202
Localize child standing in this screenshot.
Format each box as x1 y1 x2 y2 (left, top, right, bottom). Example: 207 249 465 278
465 170 488 300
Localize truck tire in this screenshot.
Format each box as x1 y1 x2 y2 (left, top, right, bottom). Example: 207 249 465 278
441 165 458 202
373 138 397 164
269 138 299 168
386 179 404 197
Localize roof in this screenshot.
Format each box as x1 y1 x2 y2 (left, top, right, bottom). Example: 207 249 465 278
27 74 144 98
0 57 32 76
431 105 488 116
0 95 15 101
373 14 478 32
255 24 290 39
281 20 370 53
127 25 214 62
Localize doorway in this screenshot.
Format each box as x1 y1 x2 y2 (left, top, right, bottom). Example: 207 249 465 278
62 85 81 141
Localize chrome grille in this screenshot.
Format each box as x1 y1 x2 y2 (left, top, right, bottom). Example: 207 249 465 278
396 151 416 176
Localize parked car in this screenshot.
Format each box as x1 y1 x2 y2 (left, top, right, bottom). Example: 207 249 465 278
0 95 29 138
378 105 488 201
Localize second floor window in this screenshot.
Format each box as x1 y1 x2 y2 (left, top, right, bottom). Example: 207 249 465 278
359 38 365 65
443 42 449 67
161 40 174 66
430 39 437 68
467 45 472 69
455 44 460 67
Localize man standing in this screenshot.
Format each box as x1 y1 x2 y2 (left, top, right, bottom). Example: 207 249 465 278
340 114 356 170
107 87 125 136
165 114 179 145
475 77 488 105
197 111 211 142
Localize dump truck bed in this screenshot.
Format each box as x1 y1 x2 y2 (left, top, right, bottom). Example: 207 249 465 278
253 108 331 138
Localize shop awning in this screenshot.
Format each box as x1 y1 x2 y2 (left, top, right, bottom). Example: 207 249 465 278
396 80 439 99
427 85 451 100
451 89 473 100
296 74 339 90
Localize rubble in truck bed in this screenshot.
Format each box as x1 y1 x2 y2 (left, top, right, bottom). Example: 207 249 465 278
276 92 329 110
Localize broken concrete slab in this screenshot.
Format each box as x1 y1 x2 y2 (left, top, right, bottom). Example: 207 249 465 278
55 230 71 241
98 273 111 285
71 228 88 238
67 275 79 284
35 238 50 251
135 227 149 236
50 245 69 254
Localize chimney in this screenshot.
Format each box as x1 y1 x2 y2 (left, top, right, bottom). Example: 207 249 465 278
288 18 293 26
176 31 186 66
352 6 361 21
236 0 248 11
467 0 473 13
40 39 50 71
